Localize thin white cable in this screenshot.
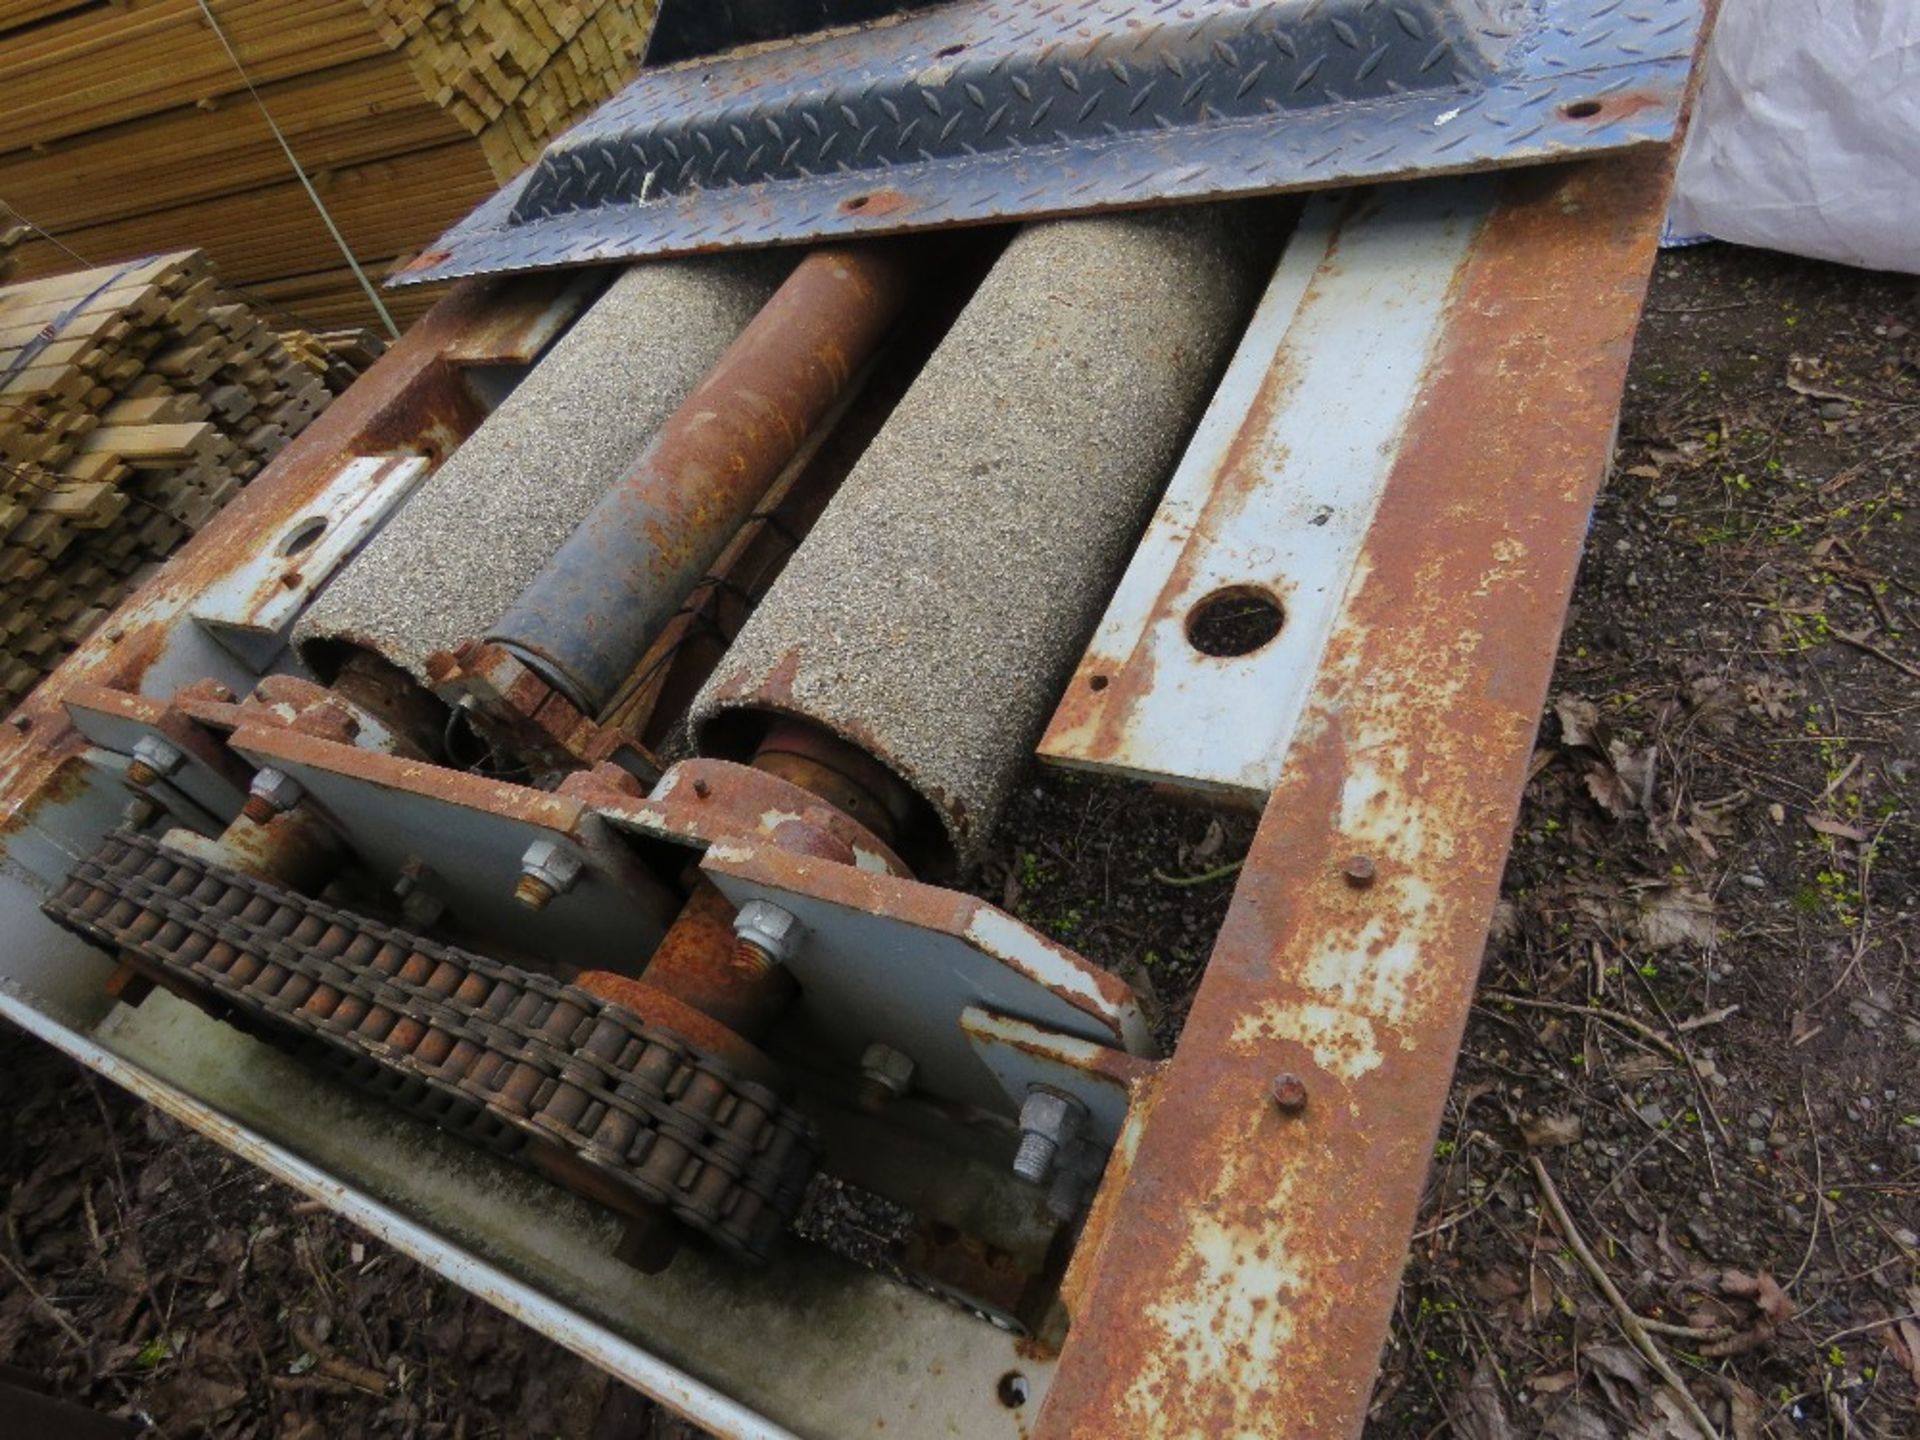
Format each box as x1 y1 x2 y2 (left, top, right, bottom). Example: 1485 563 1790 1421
194 0 401 339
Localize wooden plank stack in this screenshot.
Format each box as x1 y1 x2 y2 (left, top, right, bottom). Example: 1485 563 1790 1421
0 249 338 709
0 1 660 332
364 0 660 177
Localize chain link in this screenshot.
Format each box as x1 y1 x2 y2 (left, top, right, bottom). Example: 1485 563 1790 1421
45 829 818 1263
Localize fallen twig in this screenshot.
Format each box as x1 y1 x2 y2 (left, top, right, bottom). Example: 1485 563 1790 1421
1151 859 1243 888
1676 1005 1739 1034
1817 1309 1920 1347
0 1245 88 1353
1834 630 1920 681
1789 1083 1824 1293
1483 992 1688 1068
1529 1155 1723 1440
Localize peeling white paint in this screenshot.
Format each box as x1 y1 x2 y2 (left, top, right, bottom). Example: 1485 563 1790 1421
964 906 1114 1014
1124 1196 1309 1436
1233 1000 1385 1080
850 846 892 875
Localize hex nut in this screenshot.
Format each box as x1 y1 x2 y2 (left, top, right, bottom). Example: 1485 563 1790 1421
859 1042 916 1099
733 899 803 965
519 837 584 898
127 735 186 788
248 767 306 815
1013 1088 1086 1185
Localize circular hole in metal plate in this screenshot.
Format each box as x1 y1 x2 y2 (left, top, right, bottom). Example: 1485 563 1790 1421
997 1371 1030 1408
1185 585 1285 657
278 516 329 557
1561 98 1604 119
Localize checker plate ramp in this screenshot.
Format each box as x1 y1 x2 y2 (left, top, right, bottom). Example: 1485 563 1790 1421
396 0 1705 286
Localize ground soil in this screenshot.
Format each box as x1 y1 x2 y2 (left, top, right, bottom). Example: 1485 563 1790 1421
2 240 1915 1438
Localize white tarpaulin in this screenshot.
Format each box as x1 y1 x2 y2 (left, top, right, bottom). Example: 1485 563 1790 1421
1668 0 1920 274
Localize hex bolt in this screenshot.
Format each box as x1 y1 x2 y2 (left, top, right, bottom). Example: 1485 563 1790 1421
393 857 430 900
125 735 185 790
242 767 305 823
733 899 803 968
1013 1088 1086 1185
1342 854 1377 889
858 1042 915 1110
515 837 584 911
1271 1072 1309 1113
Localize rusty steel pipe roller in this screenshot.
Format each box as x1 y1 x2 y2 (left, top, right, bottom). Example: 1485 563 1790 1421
692 209 1271 873
487 244 918 714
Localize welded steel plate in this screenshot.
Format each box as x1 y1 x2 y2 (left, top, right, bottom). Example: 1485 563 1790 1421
395 0 1705 286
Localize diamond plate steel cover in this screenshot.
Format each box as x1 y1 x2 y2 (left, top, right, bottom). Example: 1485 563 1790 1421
394 0 1705 285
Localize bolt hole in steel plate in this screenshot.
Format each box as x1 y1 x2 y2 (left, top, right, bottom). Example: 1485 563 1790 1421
997 1371 1030 1409
1185 585 1286 658
392 0 1707 285
278 517 329 557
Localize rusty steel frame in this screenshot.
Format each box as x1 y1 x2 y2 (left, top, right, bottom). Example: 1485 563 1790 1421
1037 148 1681 1437
0 143 1685 1440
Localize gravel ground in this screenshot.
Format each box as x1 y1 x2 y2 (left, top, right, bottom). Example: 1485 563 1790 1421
2 240 1915 1438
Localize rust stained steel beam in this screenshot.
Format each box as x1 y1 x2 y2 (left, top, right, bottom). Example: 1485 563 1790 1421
1036 149 1681 1438
487 244 917 714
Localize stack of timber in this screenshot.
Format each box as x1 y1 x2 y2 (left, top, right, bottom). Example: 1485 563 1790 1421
278 326 388 394
0 249 335 709
0 1 661 332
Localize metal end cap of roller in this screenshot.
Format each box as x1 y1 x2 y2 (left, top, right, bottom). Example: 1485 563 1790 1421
694 703 958 877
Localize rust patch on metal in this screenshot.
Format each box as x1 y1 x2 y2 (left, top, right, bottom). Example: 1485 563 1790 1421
1036 149 1682 1439
1560 89 1670 125
841 188 914 218
436 269 598 367
638 879 794 1040
582 757 909 877
233 725 587 837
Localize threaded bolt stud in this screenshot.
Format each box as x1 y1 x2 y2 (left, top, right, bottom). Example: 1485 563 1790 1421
514 874 556 911
1012 1131 1058 1184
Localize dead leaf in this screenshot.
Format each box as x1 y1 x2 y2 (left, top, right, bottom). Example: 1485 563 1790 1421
1585 1342 1652 1416
1555 695 1603 749
1545 1404 1615 1440
1744 675 1797 722
1586 763 1637 819
1611 742 1657 808
1635 888 1717 950
1589 1351 1651 1390
1630 1388 1710 1439
1805 815 1870 842
1726 1380 1764 1440
1520 1114 1584 1150
1451 1354 1519 1440
1615 1054 1670 1083
1719 1270 1792 1325
1191 816 1226 863
1785 361 1853 404
1624 464 1662 480
1701 1271 1792 1358
1881 1316 1920 1399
